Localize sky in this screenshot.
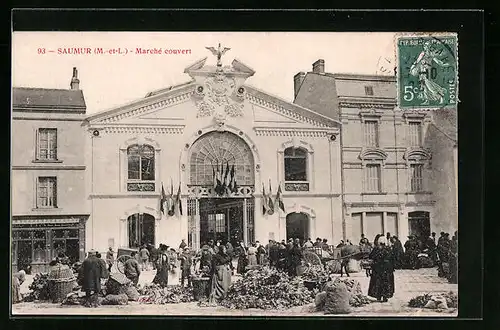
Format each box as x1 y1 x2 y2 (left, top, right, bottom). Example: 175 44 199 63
12 32 397 114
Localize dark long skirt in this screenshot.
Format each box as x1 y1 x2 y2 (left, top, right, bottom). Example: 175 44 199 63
237 256 247 274
368 268 395 300
153 267 169 287
448 254 458 283
209 265 231 302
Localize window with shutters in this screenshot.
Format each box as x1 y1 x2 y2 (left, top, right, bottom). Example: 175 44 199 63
408 121 422 146
410 163 424 192
37 177 57 208
37 128 57 161
364 120 379 147
364 164 381 192
127 144 155 191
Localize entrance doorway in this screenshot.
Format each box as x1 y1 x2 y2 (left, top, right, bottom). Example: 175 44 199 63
286 212 310 242
199 199 247 248
408 211 431 240
128 213 155 248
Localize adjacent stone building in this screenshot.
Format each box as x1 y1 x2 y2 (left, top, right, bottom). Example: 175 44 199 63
294 59 458 243
11 68 89 273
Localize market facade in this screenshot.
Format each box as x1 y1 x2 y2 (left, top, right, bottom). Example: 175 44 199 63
82 55 343 253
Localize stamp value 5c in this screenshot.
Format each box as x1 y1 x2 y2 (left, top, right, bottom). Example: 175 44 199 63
397 33 458 109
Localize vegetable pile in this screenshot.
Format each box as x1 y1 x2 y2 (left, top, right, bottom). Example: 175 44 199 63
301 265 330 283
137 284 194 304
24 273 50 302
219 267 317 310
408 292 457 309
333 278 371 307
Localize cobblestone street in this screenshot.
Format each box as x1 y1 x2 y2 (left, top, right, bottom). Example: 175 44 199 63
12 266 457 317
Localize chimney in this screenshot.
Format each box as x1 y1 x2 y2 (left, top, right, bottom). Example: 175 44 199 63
312 59 325 74
293 72 306 98
70 67 80 90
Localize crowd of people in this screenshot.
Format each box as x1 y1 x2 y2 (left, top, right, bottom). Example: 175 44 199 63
12 229 458 307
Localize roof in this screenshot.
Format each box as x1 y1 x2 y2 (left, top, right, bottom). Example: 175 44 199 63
12 87 86 112
293 73 340 120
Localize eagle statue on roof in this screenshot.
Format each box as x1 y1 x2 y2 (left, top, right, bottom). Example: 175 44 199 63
205 43 231 67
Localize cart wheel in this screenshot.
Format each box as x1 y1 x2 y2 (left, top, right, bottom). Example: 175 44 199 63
303 250 322 267
117 255 131 274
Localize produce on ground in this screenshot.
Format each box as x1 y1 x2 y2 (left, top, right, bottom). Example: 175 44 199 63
138 284 194 304
301 265 330 283
219 267 318 310
408 291 457 309
324 281 351 314
23 273 50 302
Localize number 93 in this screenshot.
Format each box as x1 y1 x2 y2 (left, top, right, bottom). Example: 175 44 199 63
403 85 420 102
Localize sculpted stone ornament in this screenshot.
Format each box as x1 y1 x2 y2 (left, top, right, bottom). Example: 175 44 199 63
196 43 245 119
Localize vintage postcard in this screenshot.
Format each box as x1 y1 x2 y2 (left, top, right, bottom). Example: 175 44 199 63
11 31 458 317
396 33 459 110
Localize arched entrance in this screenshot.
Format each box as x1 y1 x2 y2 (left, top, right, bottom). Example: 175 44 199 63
408 211 431 240
187 131 255 250
286 212 310 242
128 213 155 248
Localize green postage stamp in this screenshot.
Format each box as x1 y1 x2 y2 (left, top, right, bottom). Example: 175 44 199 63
397 33 458 109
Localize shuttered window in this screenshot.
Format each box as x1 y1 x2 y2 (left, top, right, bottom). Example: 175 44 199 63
410 164 424 192
364 120 379 147
365 164 381 192
408 122 422 146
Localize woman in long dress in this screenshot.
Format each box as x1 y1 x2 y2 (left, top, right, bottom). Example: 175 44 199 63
152 245 169 287
209 245 232 302
247 243 258 267
12 270 26 304
236 242 248 275
367 236 395 302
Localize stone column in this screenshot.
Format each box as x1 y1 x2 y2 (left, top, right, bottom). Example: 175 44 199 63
398 205 409 239
243 198 248 245
383 211 388 234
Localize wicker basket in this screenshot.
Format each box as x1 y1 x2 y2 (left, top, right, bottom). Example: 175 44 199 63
191 276 210 301
48 264 76 303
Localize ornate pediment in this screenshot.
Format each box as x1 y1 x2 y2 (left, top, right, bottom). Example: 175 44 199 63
403 147 432 161
359 147 388 161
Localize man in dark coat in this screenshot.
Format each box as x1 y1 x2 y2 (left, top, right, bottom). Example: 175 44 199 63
288 238 303 277
268 240 279 268
149 244 159 270
81 250 104 307
437 233 452 277
447 232 458 283
313 237 322 248
124 251 141 285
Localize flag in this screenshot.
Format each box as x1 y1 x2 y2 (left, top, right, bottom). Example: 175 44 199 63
215 162 222 196
160 183 167 215
261 183 268 215
222 161 230 195
229 164 236 193
175 183 183 216
275 183 285 213
168 179 175 216
212 164 217 190
268 180 274 214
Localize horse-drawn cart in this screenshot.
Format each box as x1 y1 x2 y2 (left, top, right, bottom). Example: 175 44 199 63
115 247 139 274
302 245 372 276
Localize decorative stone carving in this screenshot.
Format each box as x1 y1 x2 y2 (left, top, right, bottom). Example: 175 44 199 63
285 182 309 192
196 70 244 119
127 182 155 192
187 185 254 198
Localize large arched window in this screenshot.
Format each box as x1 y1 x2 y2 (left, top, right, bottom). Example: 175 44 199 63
284 147 308 182
189 132 254 186
127 144 155 191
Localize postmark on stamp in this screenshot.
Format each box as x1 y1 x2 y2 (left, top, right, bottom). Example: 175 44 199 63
396 33 458 110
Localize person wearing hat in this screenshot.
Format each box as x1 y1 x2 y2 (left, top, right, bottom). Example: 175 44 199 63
390 236 405 269
303 238 313 248
367 236 395 302
236 241 248 275
81 249 104 307
404 235 420 269
287 238 303 277
178 247 193 287
105 247 115 273
152 245 169 287
313 237 322 248
12 270 26 304
124 251 141 286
